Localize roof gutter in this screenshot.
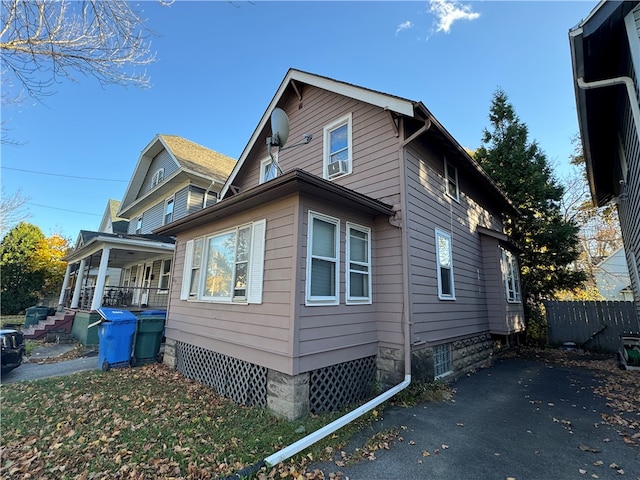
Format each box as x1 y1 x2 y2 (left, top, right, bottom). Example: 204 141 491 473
576 75 640 153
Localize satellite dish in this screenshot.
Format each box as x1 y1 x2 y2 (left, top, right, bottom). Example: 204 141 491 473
270 108 290 147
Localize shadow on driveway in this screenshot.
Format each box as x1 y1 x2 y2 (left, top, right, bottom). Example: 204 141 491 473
311 357 639 479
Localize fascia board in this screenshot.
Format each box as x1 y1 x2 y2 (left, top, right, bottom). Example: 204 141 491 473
64 235 175 262
219 69 415 199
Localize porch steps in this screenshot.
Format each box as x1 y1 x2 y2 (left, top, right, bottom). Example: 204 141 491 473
23 310 76 340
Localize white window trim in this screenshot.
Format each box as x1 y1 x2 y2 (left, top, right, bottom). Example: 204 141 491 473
435 228 456 300
323 113 353 180
444 157 459 202
306 211 340 306
151 168 165 187
180 220 265 304
260 157 279 184
501 248 522 303
157 258 172 294
346 222 372 305
135 216 143 234
164 196 175 225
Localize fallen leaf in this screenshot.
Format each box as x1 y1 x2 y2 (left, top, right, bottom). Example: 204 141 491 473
579 445 600 453
579 469 587 475
422 451 430 457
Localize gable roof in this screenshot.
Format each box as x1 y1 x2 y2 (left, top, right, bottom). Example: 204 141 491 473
119 134 236 216
98 199 129 234
219 69 516 215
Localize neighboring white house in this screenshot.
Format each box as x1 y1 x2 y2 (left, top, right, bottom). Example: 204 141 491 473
595 248 633 301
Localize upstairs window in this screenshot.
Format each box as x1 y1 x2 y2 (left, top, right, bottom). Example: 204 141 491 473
444 158 459 202
151 168 165 187
260 157 279 184
323 113 353 180
435 228 455 300
501 248 522 303
346 223 371 304
136 216 143 234
306 212 340 305
164 197 174 225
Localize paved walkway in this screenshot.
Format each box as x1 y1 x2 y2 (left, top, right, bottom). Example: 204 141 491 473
311 357 639 479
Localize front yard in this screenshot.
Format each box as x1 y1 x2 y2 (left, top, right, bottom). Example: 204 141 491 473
1 347 638 479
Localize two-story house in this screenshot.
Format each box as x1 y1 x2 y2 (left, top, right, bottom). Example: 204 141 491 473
570 0 640 319
156 69 525 420
58 134 236 343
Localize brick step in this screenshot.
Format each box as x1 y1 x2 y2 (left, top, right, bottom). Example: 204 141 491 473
23 311 76 340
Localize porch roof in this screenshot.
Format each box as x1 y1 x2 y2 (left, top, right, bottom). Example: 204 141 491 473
64 231 175 268
155 169 395 236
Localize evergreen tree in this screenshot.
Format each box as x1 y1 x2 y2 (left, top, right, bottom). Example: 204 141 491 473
474 90 585 340
0 222 46 314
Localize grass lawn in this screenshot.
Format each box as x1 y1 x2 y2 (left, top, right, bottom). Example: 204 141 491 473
0 364 388 479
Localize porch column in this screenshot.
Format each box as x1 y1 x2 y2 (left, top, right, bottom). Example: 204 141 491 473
90 247 111 311
58 263 72 306
71 259 86 308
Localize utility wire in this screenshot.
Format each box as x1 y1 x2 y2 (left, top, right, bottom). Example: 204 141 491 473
2 166 128 182
28 203 101 216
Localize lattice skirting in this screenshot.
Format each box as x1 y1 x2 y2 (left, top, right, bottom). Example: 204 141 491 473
175 341 267 407
309 355 377 413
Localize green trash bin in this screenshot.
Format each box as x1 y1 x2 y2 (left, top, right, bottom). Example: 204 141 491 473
133 310 166 366
25 306 50 327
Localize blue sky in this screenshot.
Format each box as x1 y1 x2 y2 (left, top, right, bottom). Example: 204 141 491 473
1 0 595 240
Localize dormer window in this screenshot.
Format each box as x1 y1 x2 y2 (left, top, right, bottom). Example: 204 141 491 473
323 113 353 180
151 168 165 187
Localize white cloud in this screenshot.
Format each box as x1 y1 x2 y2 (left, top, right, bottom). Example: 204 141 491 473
429 0 480 33
395 20 414 36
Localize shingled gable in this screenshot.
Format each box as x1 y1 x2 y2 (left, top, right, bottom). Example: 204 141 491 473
118 134 236 217
219 68 516 215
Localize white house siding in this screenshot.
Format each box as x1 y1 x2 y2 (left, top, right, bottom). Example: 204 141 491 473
404 143 504 344
165 196 298 375
138 149 178 198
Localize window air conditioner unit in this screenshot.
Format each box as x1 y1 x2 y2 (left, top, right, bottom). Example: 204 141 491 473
328 160 348 178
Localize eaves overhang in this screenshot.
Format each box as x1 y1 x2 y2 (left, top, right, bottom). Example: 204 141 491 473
156 169 395 236
219 69 415 200
412 102 520 218
64 234 175 263
569 0 638 206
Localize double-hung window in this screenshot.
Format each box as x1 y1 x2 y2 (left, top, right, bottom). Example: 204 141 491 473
501 248 521 302
444 158 459 202
164 197 174 225
151 168 164 187
158 259 171 292
136 216 143 234
346 223 371 304
306 212 340 305
323 113 353 180
260 157 279 184
181 220 266 303
435 228 455 300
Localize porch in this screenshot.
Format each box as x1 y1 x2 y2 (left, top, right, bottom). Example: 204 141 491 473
60 285 169 311
60 231 175 312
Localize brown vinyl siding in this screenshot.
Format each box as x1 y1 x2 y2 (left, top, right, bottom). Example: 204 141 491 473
165 196 298 374
404 143 504 344
234 86 401 206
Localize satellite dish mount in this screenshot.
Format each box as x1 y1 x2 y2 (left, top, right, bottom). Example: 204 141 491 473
267 107 313 176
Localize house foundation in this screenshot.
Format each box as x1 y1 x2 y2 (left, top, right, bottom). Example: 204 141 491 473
267 371 310 420
163 338 177 368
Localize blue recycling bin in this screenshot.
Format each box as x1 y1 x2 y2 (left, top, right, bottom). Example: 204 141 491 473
97 308 137 371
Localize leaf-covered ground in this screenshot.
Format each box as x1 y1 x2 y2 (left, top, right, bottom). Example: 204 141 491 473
1 347 637 479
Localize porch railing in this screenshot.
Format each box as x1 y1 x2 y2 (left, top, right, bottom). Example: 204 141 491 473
62 286 169 310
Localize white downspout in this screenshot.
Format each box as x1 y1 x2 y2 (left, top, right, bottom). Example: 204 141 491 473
577 76 640 142
261 119 415 471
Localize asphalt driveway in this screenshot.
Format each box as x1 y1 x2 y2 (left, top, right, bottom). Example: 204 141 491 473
311 356 639 479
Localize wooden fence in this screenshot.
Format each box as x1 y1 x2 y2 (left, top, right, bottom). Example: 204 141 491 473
545 301 640 353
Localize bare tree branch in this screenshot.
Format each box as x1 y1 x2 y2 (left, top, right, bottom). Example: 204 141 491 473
0 189 30 236
0 0 155 102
